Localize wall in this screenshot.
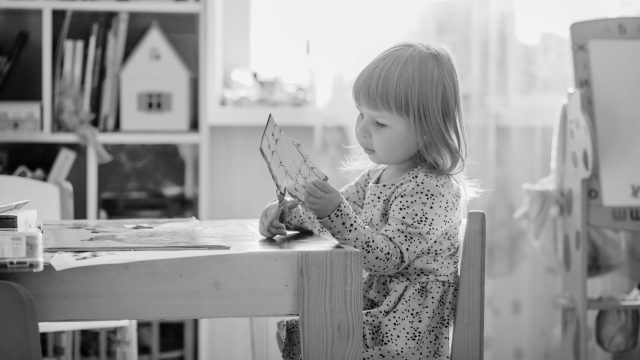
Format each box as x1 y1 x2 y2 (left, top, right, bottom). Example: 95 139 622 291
207 123 352 220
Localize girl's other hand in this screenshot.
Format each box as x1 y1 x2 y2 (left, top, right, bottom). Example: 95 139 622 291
258 199 299 238
304 179 341 219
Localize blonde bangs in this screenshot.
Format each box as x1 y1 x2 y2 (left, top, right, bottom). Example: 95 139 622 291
352 49 415 118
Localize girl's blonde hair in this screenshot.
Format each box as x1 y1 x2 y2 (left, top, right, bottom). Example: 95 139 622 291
352 42 466 176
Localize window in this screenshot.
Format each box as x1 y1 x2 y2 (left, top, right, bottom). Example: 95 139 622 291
225 1 640 359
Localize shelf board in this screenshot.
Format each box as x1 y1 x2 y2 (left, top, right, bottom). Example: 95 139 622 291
588 298 640 310
40 320 130 333
99 132 201 144
0 132 76 143
0 0 202 13
0 131 201 144
209 107 336 127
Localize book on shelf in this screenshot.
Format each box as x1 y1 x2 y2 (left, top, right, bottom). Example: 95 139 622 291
98 18 116 131
61 38 85 96
72 39 85 92
53 11 130 132
0 30 29 91
90 16 108 127
0 209 38 232
53 11 72 91
82 22 98 113
61 39 74 85
110 12 129 131
99 12 129 132
53 11 72 131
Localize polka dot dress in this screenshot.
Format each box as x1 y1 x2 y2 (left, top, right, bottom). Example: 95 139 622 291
280 164 462 360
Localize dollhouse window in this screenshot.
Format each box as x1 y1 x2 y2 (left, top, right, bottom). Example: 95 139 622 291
138 92 171 112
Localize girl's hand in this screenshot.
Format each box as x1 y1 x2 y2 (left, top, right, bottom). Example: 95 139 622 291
304 179 341 219
258 199 299 238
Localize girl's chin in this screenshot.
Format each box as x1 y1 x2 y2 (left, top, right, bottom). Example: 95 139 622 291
366 155 382 164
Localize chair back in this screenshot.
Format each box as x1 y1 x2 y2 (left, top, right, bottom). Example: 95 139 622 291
0 175 73 220
0 280 42 359
451 211 486 360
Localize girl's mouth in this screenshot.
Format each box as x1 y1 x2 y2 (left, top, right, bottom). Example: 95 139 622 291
364 148 375 155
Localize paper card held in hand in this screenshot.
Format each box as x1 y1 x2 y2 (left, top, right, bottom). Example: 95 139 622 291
259 114 328 202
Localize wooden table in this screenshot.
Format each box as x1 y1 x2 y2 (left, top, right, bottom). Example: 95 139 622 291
0 219 363 359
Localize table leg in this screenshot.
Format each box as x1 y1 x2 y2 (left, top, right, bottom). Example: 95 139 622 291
298 250 362 360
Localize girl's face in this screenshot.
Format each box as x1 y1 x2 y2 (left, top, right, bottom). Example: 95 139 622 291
355 105 420 170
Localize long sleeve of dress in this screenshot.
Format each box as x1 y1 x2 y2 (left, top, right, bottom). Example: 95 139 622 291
282 168 372 238
318 175 460 277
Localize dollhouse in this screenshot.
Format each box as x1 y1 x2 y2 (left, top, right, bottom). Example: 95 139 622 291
120 22 192 131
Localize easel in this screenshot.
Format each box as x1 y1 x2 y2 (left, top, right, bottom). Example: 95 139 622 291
558 18 640 360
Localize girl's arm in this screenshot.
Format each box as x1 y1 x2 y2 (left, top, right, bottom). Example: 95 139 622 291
318 177 461 275
282 169 372 236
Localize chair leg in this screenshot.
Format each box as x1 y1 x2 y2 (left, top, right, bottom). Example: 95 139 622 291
73 330 81 359
0 280 43 360
99 329 108 360
183 320 194 360
115 320 138 360
56 332 72 360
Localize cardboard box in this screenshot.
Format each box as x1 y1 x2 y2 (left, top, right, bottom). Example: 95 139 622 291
0 101 41 131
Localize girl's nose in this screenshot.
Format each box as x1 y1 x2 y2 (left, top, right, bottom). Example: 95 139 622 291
356 118 371 140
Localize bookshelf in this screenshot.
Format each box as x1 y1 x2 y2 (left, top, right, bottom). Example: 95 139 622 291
0 1 206 358
0 0 210 221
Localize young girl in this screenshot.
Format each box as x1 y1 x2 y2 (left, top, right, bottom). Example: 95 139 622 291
259 42 471 359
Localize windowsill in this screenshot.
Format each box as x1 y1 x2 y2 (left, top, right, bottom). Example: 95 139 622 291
208 106 352 127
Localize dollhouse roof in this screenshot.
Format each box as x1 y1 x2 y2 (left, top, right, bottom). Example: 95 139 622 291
121 21 191 77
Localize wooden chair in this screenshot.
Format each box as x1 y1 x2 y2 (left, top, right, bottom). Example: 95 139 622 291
451 211 486 360
0 175 137 359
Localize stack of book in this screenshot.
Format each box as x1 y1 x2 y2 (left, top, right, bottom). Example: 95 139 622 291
0 200 43 272
54 11 129 132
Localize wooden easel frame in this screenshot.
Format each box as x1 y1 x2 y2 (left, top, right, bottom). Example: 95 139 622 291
559 17 640 359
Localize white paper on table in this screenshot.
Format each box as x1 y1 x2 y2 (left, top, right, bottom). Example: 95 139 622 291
48 248 248 271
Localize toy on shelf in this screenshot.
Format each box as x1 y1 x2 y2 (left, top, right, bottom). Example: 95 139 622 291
120 21 192 132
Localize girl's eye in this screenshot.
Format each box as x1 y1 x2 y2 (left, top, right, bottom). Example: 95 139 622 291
374 120 387 128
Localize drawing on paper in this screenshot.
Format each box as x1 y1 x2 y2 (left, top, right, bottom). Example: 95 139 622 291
42 218 229 251
259 114 328 202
